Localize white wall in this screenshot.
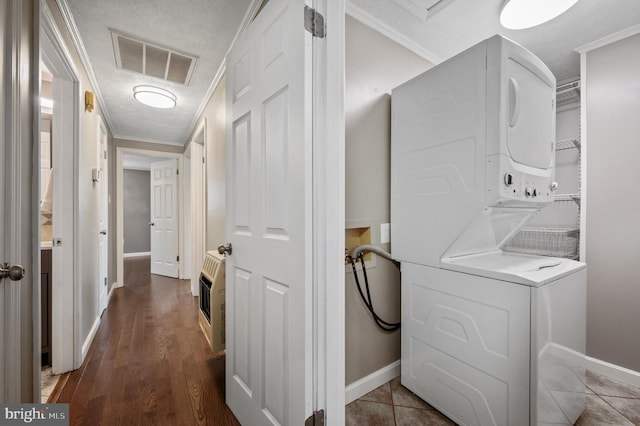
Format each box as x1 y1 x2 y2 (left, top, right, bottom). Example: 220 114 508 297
528 103 581 230
583 32 640 372
186 76 226 251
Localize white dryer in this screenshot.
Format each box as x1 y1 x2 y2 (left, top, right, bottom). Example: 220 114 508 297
391 35 586 425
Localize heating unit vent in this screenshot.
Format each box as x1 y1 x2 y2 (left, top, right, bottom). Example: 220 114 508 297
199 250 225 352
556 80 580 106
111 31 198 85
201 251 221 281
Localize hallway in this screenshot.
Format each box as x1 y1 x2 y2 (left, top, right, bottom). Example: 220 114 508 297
51 257 238 425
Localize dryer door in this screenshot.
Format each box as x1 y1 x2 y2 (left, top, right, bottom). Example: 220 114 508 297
506 58 555 170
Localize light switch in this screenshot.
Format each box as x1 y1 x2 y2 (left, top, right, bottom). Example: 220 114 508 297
380 223 390 244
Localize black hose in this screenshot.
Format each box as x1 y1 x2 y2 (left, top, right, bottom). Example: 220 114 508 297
348 253 400 332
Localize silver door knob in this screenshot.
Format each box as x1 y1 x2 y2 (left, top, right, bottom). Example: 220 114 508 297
148 222 155 226
100 229 107 235
0 263 25 281
218 243 232 255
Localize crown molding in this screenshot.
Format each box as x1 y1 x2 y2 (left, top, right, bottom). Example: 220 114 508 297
575 23 640 54
346 1 443 65
55 0 115 135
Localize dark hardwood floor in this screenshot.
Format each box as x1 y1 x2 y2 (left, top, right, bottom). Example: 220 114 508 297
52 257 239 425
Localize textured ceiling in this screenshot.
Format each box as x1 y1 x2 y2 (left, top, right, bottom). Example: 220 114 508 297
347 0 640 82
123 154 168 171
64 0 639 147
65 0 252 146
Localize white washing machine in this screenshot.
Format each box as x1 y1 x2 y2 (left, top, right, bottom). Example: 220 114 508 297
391 35 586 425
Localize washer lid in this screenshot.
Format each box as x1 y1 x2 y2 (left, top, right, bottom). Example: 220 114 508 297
441 251 585 287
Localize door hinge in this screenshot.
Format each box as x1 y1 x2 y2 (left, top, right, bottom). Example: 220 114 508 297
177 255 180 262
202 156 205 164
176 168 179 175
304 6 325 38
304 409 325 426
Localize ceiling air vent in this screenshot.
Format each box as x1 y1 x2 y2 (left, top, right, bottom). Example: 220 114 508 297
111 31 198 86
556 80 580 106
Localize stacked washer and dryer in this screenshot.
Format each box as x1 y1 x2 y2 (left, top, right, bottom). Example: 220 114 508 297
391 35 586 425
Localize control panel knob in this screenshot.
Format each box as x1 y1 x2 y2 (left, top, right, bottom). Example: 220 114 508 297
525 187 533 197
550 181 558 191
504 173 513 186
532 188 538 197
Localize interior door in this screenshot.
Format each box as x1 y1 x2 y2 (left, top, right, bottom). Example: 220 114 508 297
150 159 179 278
225 0 313 424
1 0 36 401
98 117 109 312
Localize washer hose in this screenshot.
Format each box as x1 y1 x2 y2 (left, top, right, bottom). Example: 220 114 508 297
347 245 400 332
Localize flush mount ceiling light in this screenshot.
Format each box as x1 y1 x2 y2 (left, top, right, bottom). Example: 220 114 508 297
500 0 580 30
133 85 177 108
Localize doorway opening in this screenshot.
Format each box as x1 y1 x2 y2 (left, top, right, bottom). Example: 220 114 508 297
39 4 82 401
115 148 184 287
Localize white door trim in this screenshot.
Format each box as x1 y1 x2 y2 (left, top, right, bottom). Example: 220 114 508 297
311 0 346 423
115 147 183 287
183 143 192 282
186 118 206 296
97 115 109 313
41 1 83 374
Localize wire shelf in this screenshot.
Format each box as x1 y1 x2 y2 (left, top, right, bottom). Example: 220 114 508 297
556 138 581 152
555 193 581 205
504 227 579 258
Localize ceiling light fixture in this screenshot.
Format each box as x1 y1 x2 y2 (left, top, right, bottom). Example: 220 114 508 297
500 0 580 30
133 85 177 109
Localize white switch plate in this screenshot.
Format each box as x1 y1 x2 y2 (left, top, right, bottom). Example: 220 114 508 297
380 223 390 244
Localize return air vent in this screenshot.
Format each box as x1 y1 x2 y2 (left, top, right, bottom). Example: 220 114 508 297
111 31 197 85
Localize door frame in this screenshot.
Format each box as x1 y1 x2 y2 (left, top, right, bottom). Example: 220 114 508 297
41 1 82 375
185 119 206 296
115 147 184 286
97 115 109 313
310 1 346 423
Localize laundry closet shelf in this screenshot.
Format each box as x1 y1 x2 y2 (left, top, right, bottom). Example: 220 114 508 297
556 138 581 152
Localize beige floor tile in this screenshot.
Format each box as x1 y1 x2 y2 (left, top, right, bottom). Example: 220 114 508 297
394 406 455 426
585 371 640 399
600 395 640 425
575 394 635 426
359 382 393 405
390 377 434 410
346 399 395 426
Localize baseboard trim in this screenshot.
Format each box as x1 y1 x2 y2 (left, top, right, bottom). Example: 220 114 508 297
81 316 100 362
586 356 640 388
107 284 116 304
123 251 151 258
345 360 401 405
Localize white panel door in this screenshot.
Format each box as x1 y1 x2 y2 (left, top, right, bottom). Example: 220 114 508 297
150 159 179 278
1 0 35 400
225 0 313 424
98 117 109 312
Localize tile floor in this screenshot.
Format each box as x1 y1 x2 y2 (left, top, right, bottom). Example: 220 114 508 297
346 371 640 425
